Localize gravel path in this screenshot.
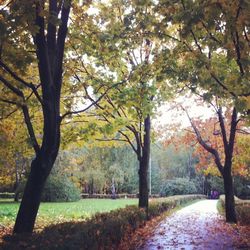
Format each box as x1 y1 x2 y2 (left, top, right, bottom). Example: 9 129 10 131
138 200 241 250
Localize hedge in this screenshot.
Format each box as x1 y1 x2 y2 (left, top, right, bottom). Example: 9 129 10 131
1 194 205 250
81 193 160 199
0 193 15 199
219 195 250 225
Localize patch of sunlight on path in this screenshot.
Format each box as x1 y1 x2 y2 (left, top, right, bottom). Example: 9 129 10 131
138 200 239 250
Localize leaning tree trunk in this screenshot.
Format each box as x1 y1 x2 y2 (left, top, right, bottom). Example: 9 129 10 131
13 157 53 233
13 107 61 233
223 167 237 223
138 115 151 209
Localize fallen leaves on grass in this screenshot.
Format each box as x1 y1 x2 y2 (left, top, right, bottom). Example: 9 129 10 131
0 225 12 244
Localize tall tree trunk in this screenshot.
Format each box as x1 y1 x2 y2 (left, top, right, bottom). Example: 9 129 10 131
10 0 71 234
223 167 237 223
138 115 150 209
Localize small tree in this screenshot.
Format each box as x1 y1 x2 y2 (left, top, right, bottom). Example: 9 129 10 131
184 105 244 223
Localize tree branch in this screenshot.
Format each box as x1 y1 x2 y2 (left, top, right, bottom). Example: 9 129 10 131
236 128 250 135
21 105 40 154
0 60 43 104
0 98 19 105
0 108 19 120
183 106 224 174
217 107 228 155
0 75 24 97
95 138 128 143
61 76 127 121
118 130 137 154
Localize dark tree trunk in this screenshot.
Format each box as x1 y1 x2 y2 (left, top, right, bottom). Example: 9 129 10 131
223 167 237 223
138 115 150 209
12 1 70 234
13 133 59 233
13 157 50 233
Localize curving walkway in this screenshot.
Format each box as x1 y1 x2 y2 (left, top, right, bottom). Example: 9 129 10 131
138 200 241 250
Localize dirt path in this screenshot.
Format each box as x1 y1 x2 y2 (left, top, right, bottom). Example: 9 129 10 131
138 200 248 250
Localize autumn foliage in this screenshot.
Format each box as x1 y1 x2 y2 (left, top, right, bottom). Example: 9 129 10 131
163 112 250 179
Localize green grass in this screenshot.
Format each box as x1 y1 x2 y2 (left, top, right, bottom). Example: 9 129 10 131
0 198 138 228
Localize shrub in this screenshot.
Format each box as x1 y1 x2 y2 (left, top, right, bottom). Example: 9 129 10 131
234 176 250 199
0 192 15 199
160 178 198 196
41 175 81 202
207 176 224 194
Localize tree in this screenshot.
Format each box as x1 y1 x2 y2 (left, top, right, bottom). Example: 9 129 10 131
0 0 72 233
183 104 248 223
64 0 169 209
153 0 249 222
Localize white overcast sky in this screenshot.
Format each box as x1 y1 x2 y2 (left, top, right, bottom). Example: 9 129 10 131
153 95 214 129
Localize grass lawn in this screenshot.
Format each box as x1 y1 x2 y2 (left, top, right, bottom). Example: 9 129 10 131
0 198 138 229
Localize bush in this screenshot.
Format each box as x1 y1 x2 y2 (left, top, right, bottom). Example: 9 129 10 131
41 175 81 202
234 176 250 199
207 176 224 194
160 178 198 196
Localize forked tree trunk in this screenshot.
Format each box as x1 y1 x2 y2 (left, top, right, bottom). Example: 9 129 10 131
138 115 150 209
223 168 237 223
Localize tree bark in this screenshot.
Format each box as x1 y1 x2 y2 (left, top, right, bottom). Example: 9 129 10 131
13 141 59 233
138 115 150 209
223 168 237 223
13 158 49 233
